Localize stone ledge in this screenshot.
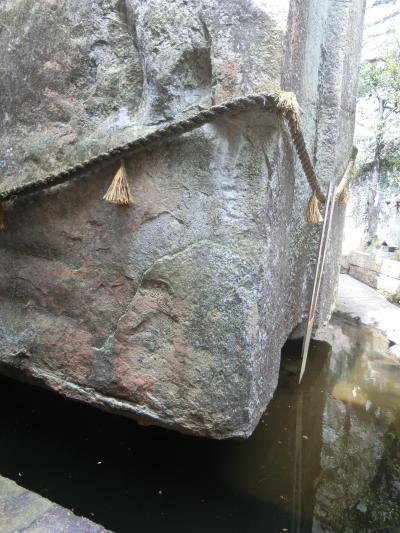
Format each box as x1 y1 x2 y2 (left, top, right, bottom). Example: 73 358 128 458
0 476 110 533
346 251 400 296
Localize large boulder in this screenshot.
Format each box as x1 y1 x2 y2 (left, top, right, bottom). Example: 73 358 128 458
0 0 365 438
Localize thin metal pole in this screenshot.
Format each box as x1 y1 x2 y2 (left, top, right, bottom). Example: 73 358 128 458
299 182 337 383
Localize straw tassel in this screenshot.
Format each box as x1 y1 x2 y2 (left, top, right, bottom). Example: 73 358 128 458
103 160 133 205
0 203 5 230
338 186 349 204
276 91 302 130
306 192 323 224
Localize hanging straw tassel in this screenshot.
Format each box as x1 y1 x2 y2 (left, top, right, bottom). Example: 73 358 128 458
103 160 133 205
276 91 302 130
0 203 5 230
338 186 349 204
306 191 323 224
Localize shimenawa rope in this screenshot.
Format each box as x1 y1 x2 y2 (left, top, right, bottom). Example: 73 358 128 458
0 92 352 229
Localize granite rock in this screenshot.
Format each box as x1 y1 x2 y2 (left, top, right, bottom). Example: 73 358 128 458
0 0 365 438
0 475 110 533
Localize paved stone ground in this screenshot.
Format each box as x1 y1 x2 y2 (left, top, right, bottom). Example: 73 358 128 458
336 273 400 347
0 476 110 533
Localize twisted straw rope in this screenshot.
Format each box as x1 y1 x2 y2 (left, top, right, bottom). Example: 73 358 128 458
0 92 325 203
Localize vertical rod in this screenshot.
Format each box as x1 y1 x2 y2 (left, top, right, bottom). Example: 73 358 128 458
299 182 337 383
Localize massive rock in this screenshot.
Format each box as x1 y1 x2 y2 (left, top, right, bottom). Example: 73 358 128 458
0 0 365 438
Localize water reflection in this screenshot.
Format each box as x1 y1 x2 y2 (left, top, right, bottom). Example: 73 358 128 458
0 317 399 532
314 318 400 533
220 338 330 533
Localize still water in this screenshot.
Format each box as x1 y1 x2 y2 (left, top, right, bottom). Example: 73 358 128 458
0 316 399 533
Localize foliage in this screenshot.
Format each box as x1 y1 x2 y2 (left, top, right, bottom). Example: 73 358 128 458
357 44 400 185
358 46 400 109
389 293 400 306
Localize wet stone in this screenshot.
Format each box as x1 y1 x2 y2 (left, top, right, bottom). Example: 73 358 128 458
0 476 110 533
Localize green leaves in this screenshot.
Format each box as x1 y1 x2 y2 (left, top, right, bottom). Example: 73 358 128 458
357 44 400 185
358 45 400 111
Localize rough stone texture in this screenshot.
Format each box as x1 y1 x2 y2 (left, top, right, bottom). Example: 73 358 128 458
0 0 365 438
362 0 400 63
347 251 400 295
0 475 110 533
343 0 400 255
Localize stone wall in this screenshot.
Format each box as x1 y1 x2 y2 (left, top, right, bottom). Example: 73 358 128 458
0 0 365 438
343 0 400 255
346 251 400 295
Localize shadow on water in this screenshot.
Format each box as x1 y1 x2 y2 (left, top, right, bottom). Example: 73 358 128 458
0 317 399 533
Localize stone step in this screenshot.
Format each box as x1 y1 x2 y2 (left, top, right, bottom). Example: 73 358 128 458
0 476 110 533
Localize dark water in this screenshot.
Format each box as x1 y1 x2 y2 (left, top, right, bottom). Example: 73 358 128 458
0 317 399 533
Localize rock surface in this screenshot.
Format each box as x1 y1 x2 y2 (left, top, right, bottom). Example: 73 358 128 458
346 250 400 296
0 475 110 533
0 0 365 438
343 0 400 255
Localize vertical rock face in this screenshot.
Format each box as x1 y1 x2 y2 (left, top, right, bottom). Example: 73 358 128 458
0 0 365 438
343 0 400 254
